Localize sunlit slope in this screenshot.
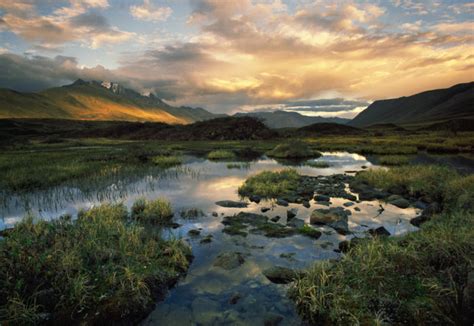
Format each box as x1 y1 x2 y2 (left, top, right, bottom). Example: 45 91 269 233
0 80 216 124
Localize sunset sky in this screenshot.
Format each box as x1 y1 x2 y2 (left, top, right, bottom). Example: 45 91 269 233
0 0 473 117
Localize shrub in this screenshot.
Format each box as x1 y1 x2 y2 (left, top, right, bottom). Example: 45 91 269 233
238 169 300 198
131 198 173 224
0 204 191 324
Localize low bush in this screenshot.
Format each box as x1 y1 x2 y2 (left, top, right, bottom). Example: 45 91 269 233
238 169 300 198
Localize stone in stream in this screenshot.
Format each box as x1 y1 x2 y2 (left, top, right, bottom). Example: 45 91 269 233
354 207 361 212
316 201 331 206
261 207 271 213
270 216 281 222
287 208 298 220
387 195 410 209
213 252 246 270
216 200 249 208
212 211 218 217
287 218 304 228
276 198 289 207
264 313 284 326
263 266 302 284
343 201 355 207
188 229 201 236
310 207 350 235
200 235 213 244
368 226 391 237
302 200 310 208
249 195 261 203
314 194 330 202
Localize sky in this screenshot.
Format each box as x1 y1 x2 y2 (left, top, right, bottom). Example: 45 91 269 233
0 0 473 117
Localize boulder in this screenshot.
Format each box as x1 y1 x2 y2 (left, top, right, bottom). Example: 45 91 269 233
276 198 289 206
263 266 301 284
213 252 245 270
287 208 298 220
188 229 201 236
368 226 391 237
261 207 270 213
216 200 249 208
388 196 410 209
249 195 261 203
310 207 350 235
302 200 311 208
343 201 355 207
338 237 365 253
270 216 281 222
314 194 330 202
287 218 304 228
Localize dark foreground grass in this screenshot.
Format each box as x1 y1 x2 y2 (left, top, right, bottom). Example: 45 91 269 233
289 167 474 325
0 200 191 324
238 169 300 198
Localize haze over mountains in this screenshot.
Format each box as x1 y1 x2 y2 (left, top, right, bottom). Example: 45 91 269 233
234 111 349 128
350 82 474 127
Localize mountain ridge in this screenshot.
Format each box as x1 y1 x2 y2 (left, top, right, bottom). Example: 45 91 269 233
349 82 474 127
0 80 218 124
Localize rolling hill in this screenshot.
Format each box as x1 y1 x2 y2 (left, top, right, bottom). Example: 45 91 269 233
349 82 474 127
234 110 349 128
0 79 218 124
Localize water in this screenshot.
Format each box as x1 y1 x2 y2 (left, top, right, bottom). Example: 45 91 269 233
0 152 420 325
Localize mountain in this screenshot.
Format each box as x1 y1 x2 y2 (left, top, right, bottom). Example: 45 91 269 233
295 122 366 136
349 82 474 127
0 79 218 124
234 110 350 129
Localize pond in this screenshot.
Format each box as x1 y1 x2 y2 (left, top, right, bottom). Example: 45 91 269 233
0 152 421 325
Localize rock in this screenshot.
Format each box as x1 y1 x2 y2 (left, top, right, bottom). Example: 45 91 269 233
354 207 361 212
314 194 330 202
410 214 429 227
264 313 284 326
212 211 218 217
302 200 310 208
271 216 281 222
249 195 261 203
213 252 245 270
413 201 427 210
191 297 220 325
388 196 410 209
338 237 364 253
200 235 213 244
342 193 357 201
261 207 270 213
368 226 391 237
188 229 201 236
343 201 355 207
216 200 249 208
263 266 301 284
310 207 350 235
287 218 304 228
287 208 298 220
316 201 331 206
361 165 367 169
229 292 241 305
276 198 289 206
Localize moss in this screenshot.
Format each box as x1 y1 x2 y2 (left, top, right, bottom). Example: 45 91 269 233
238 169 300 198
131 197 173 224
0 203 191 324
267 140 320 159
207 150 236 160
297 224 322 239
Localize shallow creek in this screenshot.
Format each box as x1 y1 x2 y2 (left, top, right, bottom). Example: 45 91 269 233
0 152 420 325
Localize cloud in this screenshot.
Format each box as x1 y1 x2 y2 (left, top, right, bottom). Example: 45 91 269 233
130 0 172 22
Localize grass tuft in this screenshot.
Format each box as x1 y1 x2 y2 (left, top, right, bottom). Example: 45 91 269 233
238 169 300 198
151 155 182 168
378 155 409 166
131 198 173 224
267 140 320 159
207 150 236 160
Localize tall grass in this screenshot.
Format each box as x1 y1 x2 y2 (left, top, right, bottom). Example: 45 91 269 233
131 197 174 224
378 155 409 166
0 202 190 324
267 140 319 158
238 169 300 198
290 167 474 325
151 155 182 168
207 150 236 160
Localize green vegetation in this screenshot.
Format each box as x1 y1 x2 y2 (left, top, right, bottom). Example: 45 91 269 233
131 197 173 224
238 169 300 198
289 166 474 324
226 162 251 169
267 140 319 159
297 224 322 239
378 155 410 166
207 150 236 160
305 160 330 168
151 155 182 168
0 203 191 324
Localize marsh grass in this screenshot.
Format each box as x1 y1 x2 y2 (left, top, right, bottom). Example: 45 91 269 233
0 202 191 324
267 140 320 158
151 155 182 168
238 169 300 198
131 198 173 224
290 166 474 325
378 155 410 166
305 160 331 168
226 162 251 169
207 150 236 160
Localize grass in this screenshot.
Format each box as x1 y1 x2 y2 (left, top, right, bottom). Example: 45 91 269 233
297 224 322 239
267 140 320 159
378 155 410 166
131 197 174 224
238 169 300 198
289 167 474 325
226 162 251 169
207 150 236 160
151 155 182 168
0 202 191 324
305 160 331 168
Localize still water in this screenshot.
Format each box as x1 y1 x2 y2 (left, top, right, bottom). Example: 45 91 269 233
0 152 420 325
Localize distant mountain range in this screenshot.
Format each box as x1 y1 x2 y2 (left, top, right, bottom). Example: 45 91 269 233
234 111 350 128
0 79 218 124
349 82 474 127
